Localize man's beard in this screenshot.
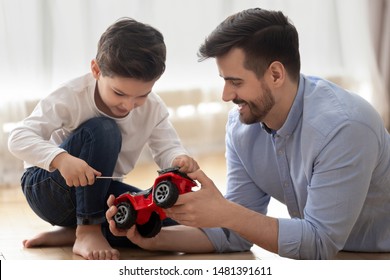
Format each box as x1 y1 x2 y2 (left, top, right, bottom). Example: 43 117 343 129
235 83 275 125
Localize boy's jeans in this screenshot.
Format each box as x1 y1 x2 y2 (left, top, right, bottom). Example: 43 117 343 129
21 117 139 228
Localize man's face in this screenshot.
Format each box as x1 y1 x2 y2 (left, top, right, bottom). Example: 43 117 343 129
216 48 275 125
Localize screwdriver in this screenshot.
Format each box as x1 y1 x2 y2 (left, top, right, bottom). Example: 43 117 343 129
96 176 126 180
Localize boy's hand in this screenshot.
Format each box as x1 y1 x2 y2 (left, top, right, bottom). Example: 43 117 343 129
51 152 101 187
172 155 199 173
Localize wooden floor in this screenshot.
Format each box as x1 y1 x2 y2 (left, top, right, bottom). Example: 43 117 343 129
0 152 284 260
1 152 389 260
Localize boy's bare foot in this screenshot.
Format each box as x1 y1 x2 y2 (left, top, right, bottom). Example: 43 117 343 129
73 224 120 260
23 226 76 248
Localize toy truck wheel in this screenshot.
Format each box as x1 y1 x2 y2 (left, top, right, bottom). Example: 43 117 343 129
153 180 179 208
136 211 162 238
114 202 137 229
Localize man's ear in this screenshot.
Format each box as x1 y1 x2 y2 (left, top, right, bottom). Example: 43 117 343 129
268 61 285 86
91 59 101 79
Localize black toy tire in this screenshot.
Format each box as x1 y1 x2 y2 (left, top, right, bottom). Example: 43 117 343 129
153 180 179 208
136 211 162 238
114 202 137 229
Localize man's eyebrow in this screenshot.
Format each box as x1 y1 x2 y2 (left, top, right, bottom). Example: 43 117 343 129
219 74 243 81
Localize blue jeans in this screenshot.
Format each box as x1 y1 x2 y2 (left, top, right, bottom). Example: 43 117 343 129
21 117 141 246
21 116 178 247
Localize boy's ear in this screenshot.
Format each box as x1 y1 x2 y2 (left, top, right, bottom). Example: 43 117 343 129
91 59 101 79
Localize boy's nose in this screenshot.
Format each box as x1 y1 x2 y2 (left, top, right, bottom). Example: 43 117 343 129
123 99 136 111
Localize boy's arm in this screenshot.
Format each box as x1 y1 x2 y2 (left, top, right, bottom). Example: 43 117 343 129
146 94 189 169
7 89 78 172
8 113 67 172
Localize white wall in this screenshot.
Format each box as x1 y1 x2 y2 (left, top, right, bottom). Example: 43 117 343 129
1 0 386 186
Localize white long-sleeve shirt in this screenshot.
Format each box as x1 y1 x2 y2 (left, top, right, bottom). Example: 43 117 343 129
8 73 188 177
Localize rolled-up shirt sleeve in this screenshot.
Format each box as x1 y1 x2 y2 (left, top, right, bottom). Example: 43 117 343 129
201 227 253 253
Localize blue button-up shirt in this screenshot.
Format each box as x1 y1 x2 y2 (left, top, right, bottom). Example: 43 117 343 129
202 74 390 259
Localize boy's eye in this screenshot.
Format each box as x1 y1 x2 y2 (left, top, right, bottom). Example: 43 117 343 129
114 91 124 96
139 93 150 98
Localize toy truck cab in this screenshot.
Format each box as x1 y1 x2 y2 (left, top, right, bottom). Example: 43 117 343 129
113 167 196 238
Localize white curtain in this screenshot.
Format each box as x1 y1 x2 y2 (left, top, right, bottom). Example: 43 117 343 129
369 0 390 128
1 0 388 186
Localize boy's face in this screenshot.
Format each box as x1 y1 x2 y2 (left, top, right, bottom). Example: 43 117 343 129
91 60 156 118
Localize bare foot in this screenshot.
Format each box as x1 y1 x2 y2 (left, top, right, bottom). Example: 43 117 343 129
23 226 76 248
73 224 120 260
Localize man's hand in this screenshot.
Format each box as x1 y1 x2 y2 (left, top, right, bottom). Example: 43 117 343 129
166 170 279 254
172 155 199 173
165 169 229 228
106 194 130 238
106 194 156 250
51 152 101 187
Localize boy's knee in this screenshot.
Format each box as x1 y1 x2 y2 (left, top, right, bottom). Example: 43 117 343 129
79 117 122 146
99 117 120 134
82 117 118 132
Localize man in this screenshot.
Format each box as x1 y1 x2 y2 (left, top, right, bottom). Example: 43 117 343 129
107 8 390 259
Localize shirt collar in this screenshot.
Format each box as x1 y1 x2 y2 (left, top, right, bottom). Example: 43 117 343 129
261 74 305 137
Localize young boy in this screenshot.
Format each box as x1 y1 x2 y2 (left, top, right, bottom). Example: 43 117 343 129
8 18 199 260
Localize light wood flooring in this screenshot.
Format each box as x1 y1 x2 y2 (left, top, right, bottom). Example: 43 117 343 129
1 152 389 260
0 152 284 260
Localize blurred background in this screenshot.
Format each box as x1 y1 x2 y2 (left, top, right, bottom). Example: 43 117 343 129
1 0 389 187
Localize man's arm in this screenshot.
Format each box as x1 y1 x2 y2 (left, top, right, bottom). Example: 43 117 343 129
106 195 214 253
166 170 279 254
106 169 279 254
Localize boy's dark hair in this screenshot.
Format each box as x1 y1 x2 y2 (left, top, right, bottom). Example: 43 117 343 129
198 8 300 82
96 18 166 81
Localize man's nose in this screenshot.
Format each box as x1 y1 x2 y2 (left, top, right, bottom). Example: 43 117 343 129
222 84 235 102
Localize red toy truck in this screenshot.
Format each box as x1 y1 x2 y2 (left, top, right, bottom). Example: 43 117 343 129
113 167 197 238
